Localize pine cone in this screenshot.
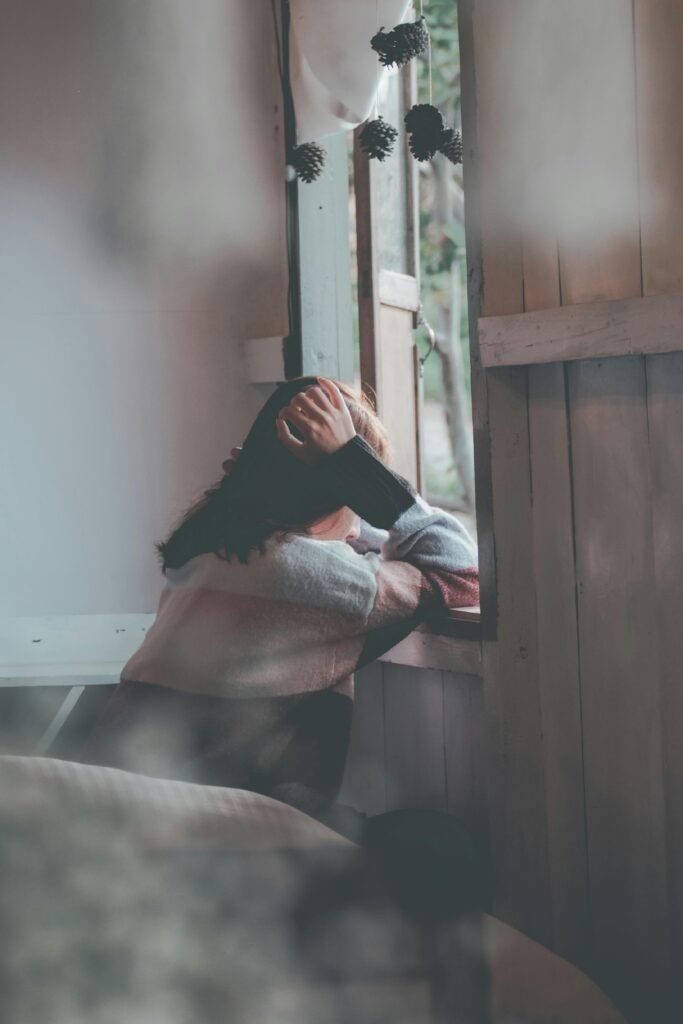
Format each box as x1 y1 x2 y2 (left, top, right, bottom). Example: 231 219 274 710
371 17 428 68
359 117 399 161
291 142 326 183
404 103 444 136
408 132 440 161
391 17 429 66
439 127 463 165
370 26 398 68
405 104 445 162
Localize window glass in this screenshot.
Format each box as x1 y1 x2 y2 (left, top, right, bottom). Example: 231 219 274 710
413 6 476 537
375 68 411 275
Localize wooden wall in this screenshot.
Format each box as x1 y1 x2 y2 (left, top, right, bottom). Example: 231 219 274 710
340 662 487 840
459 0 683 1016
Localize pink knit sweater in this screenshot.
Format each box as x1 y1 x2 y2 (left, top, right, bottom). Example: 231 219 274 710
83 436 479 816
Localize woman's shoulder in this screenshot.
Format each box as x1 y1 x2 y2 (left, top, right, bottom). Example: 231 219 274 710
164 537 381 615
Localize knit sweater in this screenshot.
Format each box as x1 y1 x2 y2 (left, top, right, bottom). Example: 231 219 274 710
82 436 479 817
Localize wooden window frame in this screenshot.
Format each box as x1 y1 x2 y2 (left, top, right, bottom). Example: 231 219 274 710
351 65 481 643
279 1 481 651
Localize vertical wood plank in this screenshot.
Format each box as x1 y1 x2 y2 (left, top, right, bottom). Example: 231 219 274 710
383 663 447 812
376 304 419 486
298 133 354 382
465 0 553 944
483 366 552 944
558 0 671 985
555 3 642 305
458 0 496 642
528 363 588 962
645 353 683 973
635 0 683 974
518 7 590 958
353 127 380 401
634 0 683 299
338 663 387 817
568 356 669 974
442 671 486 831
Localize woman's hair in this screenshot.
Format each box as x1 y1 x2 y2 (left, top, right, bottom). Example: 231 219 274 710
157 376 390 571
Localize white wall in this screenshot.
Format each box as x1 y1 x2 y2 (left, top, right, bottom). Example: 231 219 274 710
0 0 288 616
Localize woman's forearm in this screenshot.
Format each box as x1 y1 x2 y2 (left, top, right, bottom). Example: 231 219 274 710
317 434 417 529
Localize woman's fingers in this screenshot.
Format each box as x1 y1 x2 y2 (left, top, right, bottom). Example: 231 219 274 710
282 403 313 432
276 411 320 465
281 395 327 431
317 377 344 410
292 391 328 422
304 384 335 415
276 413 305 452
276 380 354 461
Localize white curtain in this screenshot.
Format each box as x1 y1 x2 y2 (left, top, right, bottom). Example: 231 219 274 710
290 0 413 141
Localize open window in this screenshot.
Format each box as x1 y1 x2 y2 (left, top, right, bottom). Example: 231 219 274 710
348 15 478 635
350 12 476 538
352 62 422 489
287 2 479 637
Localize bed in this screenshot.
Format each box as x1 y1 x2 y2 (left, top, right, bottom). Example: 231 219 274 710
0 755 624 1024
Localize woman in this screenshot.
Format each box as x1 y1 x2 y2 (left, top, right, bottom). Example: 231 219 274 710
82 376 479 821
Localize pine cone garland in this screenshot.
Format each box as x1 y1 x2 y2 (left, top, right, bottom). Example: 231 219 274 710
290 142 326 183
359 117 399 161
439 127 463 165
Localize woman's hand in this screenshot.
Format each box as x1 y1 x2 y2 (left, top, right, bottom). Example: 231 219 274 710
276 378 356 465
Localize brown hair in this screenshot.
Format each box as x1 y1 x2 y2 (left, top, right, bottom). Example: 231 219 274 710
157 376 389 570
333 379 390 463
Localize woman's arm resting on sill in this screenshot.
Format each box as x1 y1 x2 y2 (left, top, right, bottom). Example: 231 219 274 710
312 436 479 674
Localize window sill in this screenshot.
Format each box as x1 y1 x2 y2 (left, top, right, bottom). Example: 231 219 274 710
426 605 481 640
379 607 482 677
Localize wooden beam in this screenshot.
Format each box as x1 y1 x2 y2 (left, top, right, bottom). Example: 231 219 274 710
479 289 683 367
353 126 380 401
0 614 154 683
379 631 482 677
378 270 420 311
297 133 355 382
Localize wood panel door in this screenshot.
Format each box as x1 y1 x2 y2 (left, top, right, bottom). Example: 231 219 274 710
354 62 422 488
461 3 683 1012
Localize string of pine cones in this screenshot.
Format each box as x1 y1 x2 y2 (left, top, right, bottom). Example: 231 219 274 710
359 12 463 168
289 8 463 182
